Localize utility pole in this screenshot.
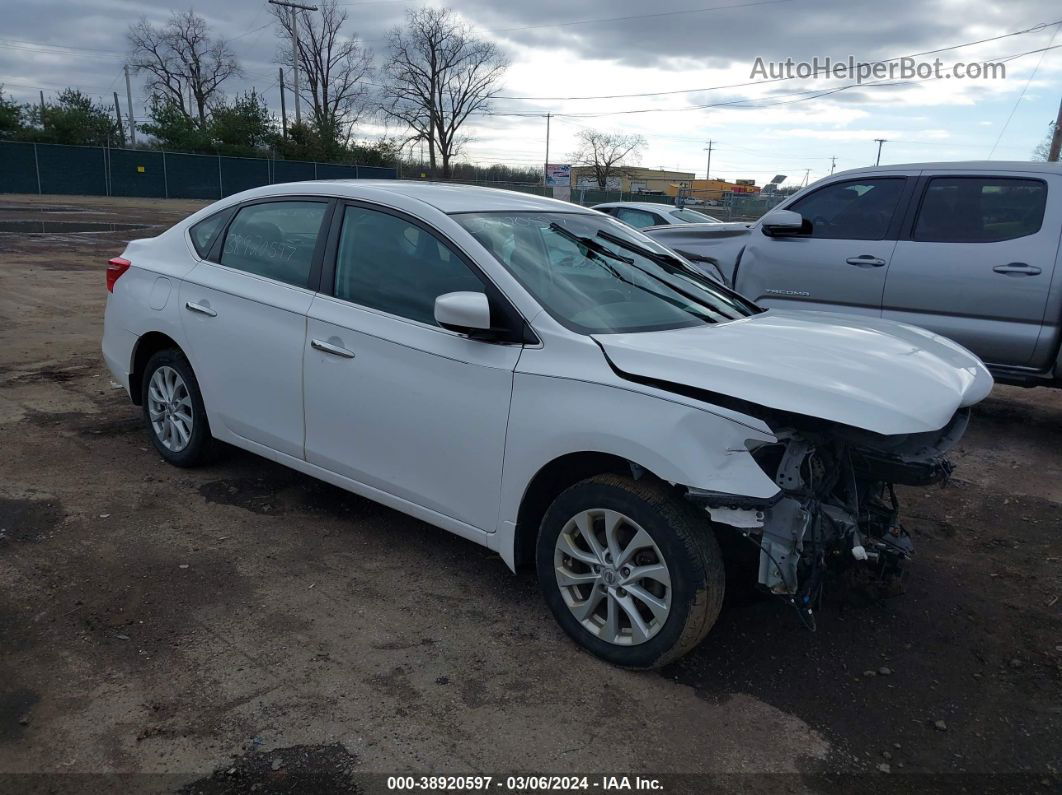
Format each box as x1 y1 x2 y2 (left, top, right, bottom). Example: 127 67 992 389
39 91 46 128
874 138 887 165
123 64 137 145
269 0 317 127
113 92 125 145
543 112 551 186
802 168 810 187
704 139 715 180
1049 96 1062 162
829 155 837 175
278 67 288 137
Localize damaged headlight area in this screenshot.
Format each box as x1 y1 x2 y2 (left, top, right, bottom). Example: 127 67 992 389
688 408 970 625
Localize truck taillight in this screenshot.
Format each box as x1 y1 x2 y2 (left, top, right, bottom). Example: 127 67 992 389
106 257 131 292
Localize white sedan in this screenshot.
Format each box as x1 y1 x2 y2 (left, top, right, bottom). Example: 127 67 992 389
592 201 723 229
103 181 991 668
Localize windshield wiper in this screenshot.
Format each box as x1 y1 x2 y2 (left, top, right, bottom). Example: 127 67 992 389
549 223 634 265
595 230 697 274
595 230 751 320
549 223 722 322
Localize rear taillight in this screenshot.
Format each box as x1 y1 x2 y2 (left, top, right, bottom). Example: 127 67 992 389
106 257 131 292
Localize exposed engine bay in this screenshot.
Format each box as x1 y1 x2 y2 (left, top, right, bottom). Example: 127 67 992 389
687 407 971 625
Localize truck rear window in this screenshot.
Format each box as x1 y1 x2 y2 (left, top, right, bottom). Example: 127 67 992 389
913 177 1047 243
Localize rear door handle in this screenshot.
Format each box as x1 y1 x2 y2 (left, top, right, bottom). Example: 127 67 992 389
845 255 887 267
993 262 1041 276
184 301 217 317
311 338 356 359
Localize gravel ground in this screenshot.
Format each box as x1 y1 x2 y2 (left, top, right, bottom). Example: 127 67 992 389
0 194 1060 793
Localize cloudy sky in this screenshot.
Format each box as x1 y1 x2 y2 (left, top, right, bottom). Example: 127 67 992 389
2 0 1060 187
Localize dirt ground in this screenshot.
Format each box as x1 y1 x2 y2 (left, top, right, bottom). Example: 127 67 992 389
0 194 1060 793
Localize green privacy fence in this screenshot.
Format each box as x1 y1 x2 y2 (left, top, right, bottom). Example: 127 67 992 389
0 141 397 200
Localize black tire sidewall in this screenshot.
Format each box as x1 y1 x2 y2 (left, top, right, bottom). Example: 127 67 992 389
141 350 212 467
536 478 715 668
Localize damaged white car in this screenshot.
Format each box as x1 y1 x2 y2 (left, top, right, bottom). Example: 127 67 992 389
102 183 993 669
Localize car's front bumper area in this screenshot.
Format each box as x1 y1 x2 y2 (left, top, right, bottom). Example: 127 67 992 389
685 410 970 612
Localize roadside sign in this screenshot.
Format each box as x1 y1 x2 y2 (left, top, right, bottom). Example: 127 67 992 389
545 164 571 187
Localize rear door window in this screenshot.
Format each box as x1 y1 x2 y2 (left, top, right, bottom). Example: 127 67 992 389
912 177 1047 243
219 200 329 288
790 178 906 240
616 207 665 229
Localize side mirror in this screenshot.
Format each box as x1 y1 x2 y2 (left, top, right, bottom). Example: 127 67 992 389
434 291 492 335
761 209 805 236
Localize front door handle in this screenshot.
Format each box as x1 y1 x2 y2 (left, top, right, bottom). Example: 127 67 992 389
993 262 1041 276
311 338 356 359
185 301 217 317
845 255 886 267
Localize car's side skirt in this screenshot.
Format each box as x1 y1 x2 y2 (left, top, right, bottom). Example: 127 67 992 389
216 430 495 551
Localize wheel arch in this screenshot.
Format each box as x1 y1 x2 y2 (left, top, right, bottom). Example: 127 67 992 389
129 331 186 405
510 451 672 571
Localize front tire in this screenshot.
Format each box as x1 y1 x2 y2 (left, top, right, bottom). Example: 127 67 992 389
536 474 725 669
141 349 215 468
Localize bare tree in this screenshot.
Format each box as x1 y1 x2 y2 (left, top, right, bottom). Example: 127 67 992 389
128 11 240 128
271 0 373 144
570 130 647 189
1033 121 1057 161
380 8 508 178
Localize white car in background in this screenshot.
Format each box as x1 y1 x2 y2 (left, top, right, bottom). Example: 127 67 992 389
103 181 991 668
591 201 724 229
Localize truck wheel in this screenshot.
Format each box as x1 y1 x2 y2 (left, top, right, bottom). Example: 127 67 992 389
141 349 215 468
537 474 725 669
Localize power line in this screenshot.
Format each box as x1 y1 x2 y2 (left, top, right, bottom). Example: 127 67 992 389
0 40 124 62
495 0 792 34
481 41 1062 119
0 37 118 55
483 79 904 118
0 77 118 95
494 18 1062 101
231 21 275 42
988 21 1060 158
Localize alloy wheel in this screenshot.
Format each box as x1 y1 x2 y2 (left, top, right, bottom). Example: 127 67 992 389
147 365 194 452
553 508 672 646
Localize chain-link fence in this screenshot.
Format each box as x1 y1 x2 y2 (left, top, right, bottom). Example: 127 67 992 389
0 141 397 200
0 142 791 222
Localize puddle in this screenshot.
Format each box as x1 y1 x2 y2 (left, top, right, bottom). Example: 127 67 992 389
0 205 90 214
0 220 149 234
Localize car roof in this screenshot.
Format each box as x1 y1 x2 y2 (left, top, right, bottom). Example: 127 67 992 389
228 180 592 214
833 161 1062 177
593 202 677 212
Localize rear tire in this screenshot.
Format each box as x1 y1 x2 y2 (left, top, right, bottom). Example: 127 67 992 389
141 349 215 468
536 474 725 669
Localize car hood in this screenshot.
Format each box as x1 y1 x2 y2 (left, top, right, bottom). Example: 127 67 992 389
593 309 994 436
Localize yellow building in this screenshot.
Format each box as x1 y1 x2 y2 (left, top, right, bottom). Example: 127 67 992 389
571 166 695 193
665 178 761 203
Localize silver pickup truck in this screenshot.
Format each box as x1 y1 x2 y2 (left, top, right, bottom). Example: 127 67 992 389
646 161 1061 387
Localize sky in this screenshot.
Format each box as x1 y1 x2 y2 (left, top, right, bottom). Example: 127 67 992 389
2 0 1060 188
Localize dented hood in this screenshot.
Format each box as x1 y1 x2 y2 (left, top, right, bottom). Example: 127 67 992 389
593 309 994 436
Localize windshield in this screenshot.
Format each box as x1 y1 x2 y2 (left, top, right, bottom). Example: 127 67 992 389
452 211 761 334
670 208 721 223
